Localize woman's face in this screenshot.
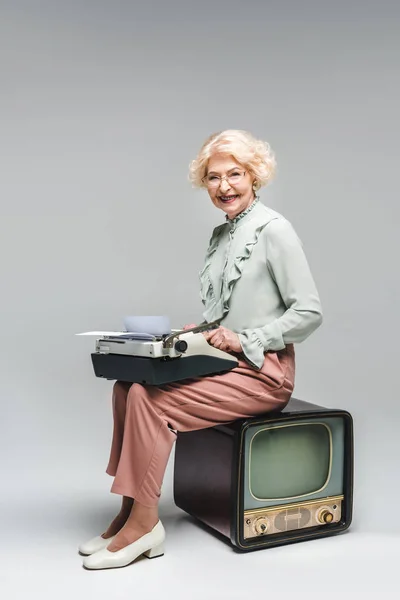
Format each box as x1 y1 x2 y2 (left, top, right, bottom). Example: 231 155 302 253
205 153 256 220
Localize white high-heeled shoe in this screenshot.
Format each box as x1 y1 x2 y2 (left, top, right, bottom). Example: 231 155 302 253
78 534 116 556
82 521 165 570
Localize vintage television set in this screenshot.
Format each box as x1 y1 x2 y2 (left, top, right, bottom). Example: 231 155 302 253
173 397 354 551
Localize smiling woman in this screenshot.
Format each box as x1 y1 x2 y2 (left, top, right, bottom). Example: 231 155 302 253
79 129 322 572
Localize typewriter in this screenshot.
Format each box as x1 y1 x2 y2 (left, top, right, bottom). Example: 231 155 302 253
78 318 239 385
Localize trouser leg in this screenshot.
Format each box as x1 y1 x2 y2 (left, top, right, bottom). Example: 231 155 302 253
110 383 176 506
105 381 131 477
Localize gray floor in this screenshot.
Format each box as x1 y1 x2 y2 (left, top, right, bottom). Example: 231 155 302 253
2 452 399 600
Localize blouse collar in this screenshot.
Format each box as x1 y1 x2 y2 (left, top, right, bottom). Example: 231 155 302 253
225 196 260 227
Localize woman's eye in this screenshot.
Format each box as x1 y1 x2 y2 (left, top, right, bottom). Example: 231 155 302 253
208 176 218 181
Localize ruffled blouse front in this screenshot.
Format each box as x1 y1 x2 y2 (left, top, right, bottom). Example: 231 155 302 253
198 199 323 370
199 198 261 321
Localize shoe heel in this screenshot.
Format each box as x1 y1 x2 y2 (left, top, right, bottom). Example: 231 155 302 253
144 542 164 559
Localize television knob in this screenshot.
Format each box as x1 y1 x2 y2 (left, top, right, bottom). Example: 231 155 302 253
254 517 269 535
174 340 188 353
318 509 334 524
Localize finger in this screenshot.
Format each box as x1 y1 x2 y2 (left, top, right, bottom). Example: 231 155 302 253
204 332 219 344
203 329 217 340
211 335 227 348
209 328 224 340
208 332 222 345
218 340 230 351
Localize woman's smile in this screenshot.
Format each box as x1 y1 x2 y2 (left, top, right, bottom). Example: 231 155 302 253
219 194 240 203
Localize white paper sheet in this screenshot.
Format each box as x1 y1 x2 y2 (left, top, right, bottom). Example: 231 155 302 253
76 331 126 336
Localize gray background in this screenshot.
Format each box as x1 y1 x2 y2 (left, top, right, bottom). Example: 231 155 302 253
1 1 399 598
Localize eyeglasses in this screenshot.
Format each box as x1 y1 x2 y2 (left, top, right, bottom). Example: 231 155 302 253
202 170 246 188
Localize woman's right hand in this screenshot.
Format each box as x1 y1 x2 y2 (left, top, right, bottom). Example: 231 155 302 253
182 323 197 330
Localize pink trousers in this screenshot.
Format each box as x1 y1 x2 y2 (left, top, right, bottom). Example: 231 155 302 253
105 344 295 507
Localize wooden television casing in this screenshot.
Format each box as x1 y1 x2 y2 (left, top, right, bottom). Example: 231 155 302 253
173 397 354 552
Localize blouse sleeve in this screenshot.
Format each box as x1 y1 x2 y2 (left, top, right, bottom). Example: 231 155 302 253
237 218 323 370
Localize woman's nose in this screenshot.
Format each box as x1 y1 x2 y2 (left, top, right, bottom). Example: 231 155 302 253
219 179 231 191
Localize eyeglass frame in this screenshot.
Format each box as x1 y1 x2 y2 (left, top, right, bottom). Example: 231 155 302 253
201 170 247 187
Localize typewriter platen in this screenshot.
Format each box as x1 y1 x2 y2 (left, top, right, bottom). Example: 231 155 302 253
87 320 239 385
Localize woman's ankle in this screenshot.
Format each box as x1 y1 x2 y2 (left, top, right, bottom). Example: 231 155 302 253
121 496 134 514
125 500 159 531
101 498 134 539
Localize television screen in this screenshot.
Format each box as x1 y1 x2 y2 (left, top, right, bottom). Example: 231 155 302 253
249 423 332 500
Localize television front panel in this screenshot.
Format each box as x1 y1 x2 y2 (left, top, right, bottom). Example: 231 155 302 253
236 413 353 549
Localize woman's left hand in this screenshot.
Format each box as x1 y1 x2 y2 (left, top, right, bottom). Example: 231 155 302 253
202 326 242 354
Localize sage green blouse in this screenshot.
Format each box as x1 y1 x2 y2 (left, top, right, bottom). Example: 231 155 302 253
198 197 323 370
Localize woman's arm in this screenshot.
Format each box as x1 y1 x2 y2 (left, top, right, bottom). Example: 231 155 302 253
237 218 323 369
